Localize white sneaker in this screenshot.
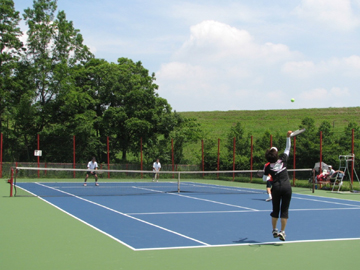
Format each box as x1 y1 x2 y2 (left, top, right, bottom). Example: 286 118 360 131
266 198 272 202
272 229 279 238
83 183 87 186
278 231 286 241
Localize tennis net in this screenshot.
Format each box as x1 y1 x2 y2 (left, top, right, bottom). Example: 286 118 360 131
11 167 313 197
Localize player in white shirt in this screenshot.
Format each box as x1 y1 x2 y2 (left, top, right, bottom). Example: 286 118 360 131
84 157 99 186
152 159 161 182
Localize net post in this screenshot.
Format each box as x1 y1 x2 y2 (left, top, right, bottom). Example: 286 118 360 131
37 134 40 178
9 168 14 197
0 133 3 178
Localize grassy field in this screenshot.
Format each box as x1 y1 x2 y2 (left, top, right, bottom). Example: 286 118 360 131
179 107 360 139
178 107 360 164
2 179 360 270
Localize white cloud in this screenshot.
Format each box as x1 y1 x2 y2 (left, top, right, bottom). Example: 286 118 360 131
157 20 301 111
282 55 360 78
295 0 360 31
168 2 265 25
299 87 350 107
174 20 297 64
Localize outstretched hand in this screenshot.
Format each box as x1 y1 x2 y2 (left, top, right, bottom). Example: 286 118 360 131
287 131 292 137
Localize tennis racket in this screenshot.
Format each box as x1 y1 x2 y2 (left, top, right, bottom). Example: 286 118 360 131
257 170 264 178
290 128 306 138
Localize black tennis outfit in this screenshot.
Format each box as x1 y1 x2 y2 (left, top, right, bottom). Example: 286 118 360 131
264 139 292 219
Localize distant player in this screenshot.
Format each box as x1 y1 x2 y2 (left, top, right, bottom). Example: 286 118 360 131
263 131 292 241
84 157 99 186
263 163 274 202
152 159 161 182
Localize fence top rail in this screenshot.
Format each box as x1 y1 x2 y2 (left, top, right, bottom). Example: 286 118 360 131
15 167 313 174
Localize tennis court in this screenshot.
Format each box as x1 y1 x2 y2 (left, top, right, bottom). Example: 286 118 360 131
13 179 360 251
2 176 360 270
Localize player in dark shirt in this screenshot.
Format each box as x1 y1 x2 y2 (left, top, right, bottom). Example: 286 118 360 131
263 131 292 241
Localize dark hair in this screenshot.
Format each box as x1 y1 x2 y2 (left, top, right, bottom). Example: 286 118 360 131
265 148 278 163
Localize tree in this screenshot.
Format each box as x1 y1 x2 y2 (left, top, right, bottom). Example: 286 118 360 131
23 0 92 123
0 0 23 132
18 0 94 161
76 58 175 162
295 117 319 168
224 122 251 170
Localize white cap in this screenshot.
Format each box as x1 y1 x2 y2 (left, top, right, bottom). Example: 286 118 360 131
270 147 278 152
323 169 328 174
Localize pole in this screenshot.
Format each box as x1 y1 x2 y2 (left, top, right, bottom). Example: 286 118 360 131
293 136 296 186
171 138 174 178
351 129 354 186
140 137 143 178
107 136 110 178
319 131 322 188
250 136 253 182
0 133 2 178
37 134 40 178
201 139 204 177
233 137 235 181
319 131 322 173
217 138 220 178
171 138 175 178
73 135 76 178
9 168 14 197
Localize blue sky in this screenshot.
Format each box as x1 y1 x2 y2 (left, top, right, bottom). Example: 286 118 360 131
14 0 360 112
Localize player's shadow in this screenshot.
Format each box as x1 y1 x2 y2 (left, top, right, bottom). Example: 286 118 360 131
233 238 283 246
233 238 260 244
252 198 268 201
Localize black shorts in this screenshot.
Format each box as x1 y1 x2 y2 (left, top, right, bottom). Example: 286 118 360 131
86 171 97 176
266 181 273 188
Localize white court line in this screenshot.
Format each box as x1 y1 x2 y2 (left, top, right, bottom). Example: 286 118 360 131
34 182 211 247
293 191 360 204
180 182 263 194
134 186 259 211
292 195 360 208
128 207 360 216
135 237 360 251
17 182 360 251
16 185 136 250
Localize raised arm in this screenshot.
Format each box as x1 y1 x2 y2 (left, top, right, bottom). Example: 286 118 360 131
284 131 292 156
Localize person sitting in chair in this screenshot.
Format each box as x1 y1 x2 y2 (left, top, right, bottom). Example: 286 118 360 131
316 169 329 182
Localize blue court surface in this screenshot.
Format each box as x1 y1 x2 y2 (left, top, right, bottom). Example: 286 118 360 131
16 181 360 250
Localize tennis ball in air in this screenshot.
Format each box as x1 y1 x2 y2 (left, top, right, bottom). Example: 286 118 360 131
291 98 295 102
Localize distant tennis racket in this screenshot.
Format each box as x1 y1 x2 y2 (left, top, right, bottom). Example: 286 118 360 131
290 128 306 138
257 170 264 178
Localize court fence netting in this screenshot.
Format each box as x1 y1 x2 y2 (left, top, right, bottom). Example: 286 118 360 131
8 167 315 197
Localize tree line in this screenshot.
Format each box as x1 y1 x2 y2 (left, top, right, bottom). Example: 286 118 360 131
1 0 359 173
202 118 360 173
0 0 202 164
